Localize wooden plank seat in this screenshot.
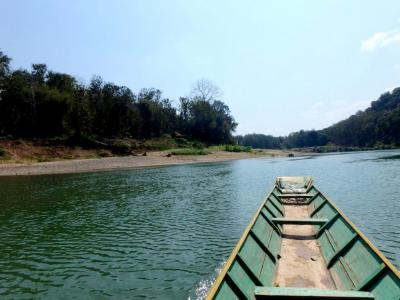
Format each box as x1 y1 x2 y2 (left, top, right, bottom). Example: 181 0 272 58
278 194 314 198
271 218 328 225
254 287 375 299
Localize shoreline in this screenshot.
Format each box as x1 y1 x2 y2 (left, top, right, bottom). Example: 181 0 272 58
0 150 294 177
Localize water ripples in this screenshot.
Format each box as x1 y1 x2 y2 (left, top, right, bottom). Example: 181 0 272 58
0 151 399 299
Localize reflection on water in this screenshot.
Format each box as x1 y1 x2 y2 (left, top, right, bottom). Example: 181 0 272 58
0 150 399 299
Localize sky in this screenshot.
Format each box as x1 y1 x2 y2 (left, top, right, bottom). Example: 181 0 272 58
1 0 400 136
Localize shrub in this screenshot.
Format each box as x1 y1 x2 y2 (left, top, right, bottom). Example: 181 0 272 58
224 144 252 152
170 148 210 155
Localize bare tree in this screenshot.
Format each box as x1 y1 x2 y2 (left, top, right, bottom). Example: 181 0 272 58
190 78 222 102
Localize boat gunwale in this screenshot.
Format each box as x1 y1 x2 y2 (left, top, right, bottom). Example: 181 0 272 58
206 177 400 300
312 186 400 280
205 187 276 299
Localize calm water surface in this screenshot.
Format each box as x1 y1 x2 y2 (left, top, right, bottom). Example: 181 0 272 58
0 150 399 299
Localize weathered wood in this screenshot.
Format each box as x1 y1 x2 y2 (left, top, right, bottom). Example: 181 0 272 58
225 272 250 300
260 210 281 236
310 199 326 217
236 254 263 286
206 177 400 300
356 263 386 291
327 233 358 268
249 229 276 263
315 213 339 238
269 197 284 216
254 287 375 299
307 191 321 204
272 218 328 225
278 194 314 198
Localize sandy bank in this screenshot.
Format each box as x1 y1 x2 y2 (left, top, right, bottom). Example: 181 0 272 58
0 150 293 176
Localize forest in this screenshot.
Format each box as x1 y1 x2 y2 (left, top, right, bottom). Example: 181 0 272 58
0 51 237 146
237 87 400 149
1 50 399 151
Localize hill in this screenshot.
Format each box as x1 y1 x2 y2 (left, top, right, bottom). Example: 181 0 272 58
238 88 400 149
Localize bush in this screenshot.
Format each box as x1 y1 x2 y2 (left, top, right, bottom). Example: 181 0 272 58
170 148 210 155
0 147 6 157
224 144 252 152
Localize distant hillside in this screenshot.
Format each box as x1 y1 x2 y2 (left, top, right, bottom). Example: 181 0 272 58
323 88 400 147
237 87 400 149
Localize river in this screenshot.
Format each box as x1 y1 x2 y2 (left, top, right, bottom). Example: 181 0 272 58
0 150 399 299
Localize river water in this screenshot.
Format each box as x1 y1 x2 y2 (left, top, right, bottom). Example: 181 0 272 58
0 150 399 299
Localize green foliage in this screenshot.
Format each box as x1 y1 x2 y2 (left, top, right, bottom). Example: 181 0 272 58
223 144 252 152
284 130 328 148
236 134 284 149
178 97 237 145
170 148 210 155
237 88 400 149
0 146 6 157
323 88 400 147
0 52 237 146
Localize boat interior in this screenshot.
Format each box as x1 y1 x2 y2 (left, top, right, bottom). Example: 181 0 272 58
207 177 400 300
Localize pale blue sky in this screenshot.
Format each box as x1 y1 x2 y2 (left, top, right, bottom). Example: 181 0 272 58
1 0 400 135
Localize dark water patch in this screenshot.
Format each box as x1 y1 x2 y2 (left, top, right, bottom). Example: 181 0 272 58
377 154 400 160
286 156 316 161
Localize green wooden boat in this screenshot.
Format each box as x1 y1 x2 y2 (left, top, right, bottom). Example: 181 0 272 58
207 177 400 299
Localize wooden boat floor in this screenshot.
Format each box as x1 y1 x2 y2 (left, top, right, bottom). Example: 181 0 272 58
275 205 336 289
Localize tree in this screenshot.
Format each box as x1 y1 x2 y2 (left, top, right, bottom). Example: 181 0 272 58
31 64 48 84
0 51 11 78
0 51 11 101
0 51 241 145
190 78 222 102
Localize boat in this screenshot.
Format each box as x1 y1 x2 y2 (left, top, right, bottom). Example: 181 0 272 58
206 176 400 299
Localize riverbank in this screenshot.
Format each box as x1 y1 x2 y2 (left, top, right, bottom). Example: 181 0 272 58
0 149 300 176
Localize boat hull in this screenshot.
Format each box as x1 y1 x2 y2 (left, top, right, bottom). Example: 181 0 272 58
206 177 400 300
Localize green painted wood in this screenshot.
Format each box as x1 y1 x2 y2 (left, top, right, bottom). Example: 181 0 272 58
272 218 328 225
264 204 277 218
261 206 275 220
260 210 281 236
236 254 263 286
268 196 284 216
307 191 321 204
254 287 374 299
225 271 250 300
310 194 325 213
311 200 327 217
271 193 285 210
368 272 400 300
341 240 383 286
209 178 400 300
327 233 358 268
265 200 282 219
316 213 339 238
239 235 269 283
356 263 387 291
271 191 283 204
249 230 276 263
229 260 260 300
214 280 239 300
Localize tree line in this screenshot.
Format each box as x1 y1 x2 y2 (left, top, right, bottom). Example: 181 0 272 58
0 51 237 145
237 88 400 149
